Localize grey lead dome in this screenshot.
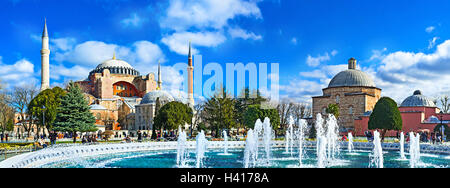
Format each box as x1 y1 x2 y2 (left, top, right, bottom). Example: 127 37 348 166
328 69 376 88
400 90 436 107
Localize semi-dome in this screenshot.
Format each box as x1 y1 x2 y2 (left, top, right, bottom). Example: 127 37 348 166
328 58 376 88
140 90 174 104
90 56 140 76
400 90 436 107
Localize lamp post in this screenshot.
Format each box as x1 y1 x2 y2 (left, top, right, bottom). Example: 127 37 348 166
439 111 445 143
42 106 46 140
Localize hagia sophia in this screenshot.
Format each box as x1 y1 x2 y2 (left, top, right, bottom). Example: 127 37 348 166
38 20 195 136
313 58 450 136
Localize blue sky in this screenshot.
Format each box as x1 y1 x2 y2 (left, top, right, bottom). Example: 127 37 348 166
1 0 450 105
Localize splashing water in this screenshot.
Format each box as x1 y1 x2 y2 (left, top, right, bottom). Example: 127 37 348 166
263 117 273 163
244 129 257 168
348 132 354 153
285 116 294 156
409 132 421 168
223 130 229 155
176 127 188 167
369 131 383 168
297 119 308 166
325 114 340 160
196 130 208 168
400 132 406 160
315 114 326 168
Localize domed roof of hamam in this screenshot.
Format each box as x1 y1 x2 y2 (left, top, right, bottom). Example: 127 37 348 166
328 58 376 88
140 90 174 104
400 90 436 107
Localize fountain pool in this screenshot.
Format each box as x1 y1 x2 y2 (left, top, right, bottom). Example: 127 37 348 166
33 146 449 168
2 141 448 168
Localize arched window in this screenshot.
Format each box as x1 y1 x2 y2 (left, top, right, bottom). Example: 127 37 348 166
336 95 340 104
322 107 327 114
349 106 353 115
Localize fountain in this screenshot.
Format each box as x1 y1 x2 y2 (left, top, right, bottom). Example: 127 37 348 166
176 127 188 167
263 117 273 164
325 114 340 160
297 119 308 166
244 129 257 168
195 130 208 168
399 132 406 160
222 130 229 155
348 132 354 153
409 132 421 168
369 131 383 168
253 119 263 159
315 114 327 168
285 116 294 156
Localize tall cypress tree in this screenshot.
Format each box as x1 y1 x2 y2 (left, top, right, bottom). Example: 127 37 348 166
53 82 96 143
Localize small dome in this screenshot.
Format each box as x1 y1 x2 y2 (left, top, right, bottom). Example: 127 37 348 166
328 69 376 88
400 90 436 107
141 90 174 104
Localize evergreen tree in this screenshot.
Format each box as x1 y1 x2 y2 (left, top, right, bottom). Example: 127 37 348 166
203 87 235 138
368 97 402 141
326 103 340 118
53 82 96 143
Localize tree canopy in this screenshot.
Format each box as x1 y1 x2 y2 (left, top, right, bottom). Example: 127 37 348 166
326 103 340 118
28 86 66 130
368 97 402 140
153 101 193 131
244 104 280 130
203 87 236 138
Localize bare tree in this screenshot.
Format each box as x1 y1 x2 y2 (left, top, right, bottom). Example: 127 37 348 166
277 100 294 128
10 85 38 136
291 103 311 125
0 81 14 134
440 95 450 113
191 102 205 137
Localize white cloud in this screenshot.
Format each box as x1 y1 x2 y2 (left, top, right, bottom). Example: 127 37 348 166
0 58 38 88
306 50 338 67
369 48 387 61
160 0 262 31
159 0 263 55
425 26 435 33
54 40 165 67
291 37 298 45
49 64 91 81
121 13 146 28
161 31 226 55
428 37 439 49
228 27 262 41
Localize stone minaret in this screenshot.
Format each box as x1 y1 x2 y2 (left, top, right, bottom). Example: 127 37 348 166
187 41 194 106
157 60 162 90
40 19 50 91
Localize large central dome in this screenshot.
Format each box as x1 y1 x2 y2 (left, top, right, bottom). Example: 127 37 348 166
90 55 140 76
328 58 376 88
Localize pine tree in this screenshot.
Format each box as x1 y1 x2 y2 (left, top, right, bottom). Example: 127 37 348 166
53 82 96 143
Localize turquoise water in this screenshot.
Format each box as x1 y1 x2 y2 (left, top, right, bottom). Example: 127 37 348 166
39 148 450 168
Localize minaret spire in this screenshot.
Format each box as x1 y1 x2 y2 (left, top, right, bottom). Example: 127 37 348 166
40 18 50 91
187 41 194 106
157 60 162 90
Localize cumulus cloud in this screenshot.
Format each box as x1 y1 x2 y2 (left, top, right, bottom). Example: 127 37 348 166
54 40 165 67
160 0 262 31
121 13 146 28
228 27 262 40
0 58 38 88
306 50 338 67
161 31 226 55
159 0 263 55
